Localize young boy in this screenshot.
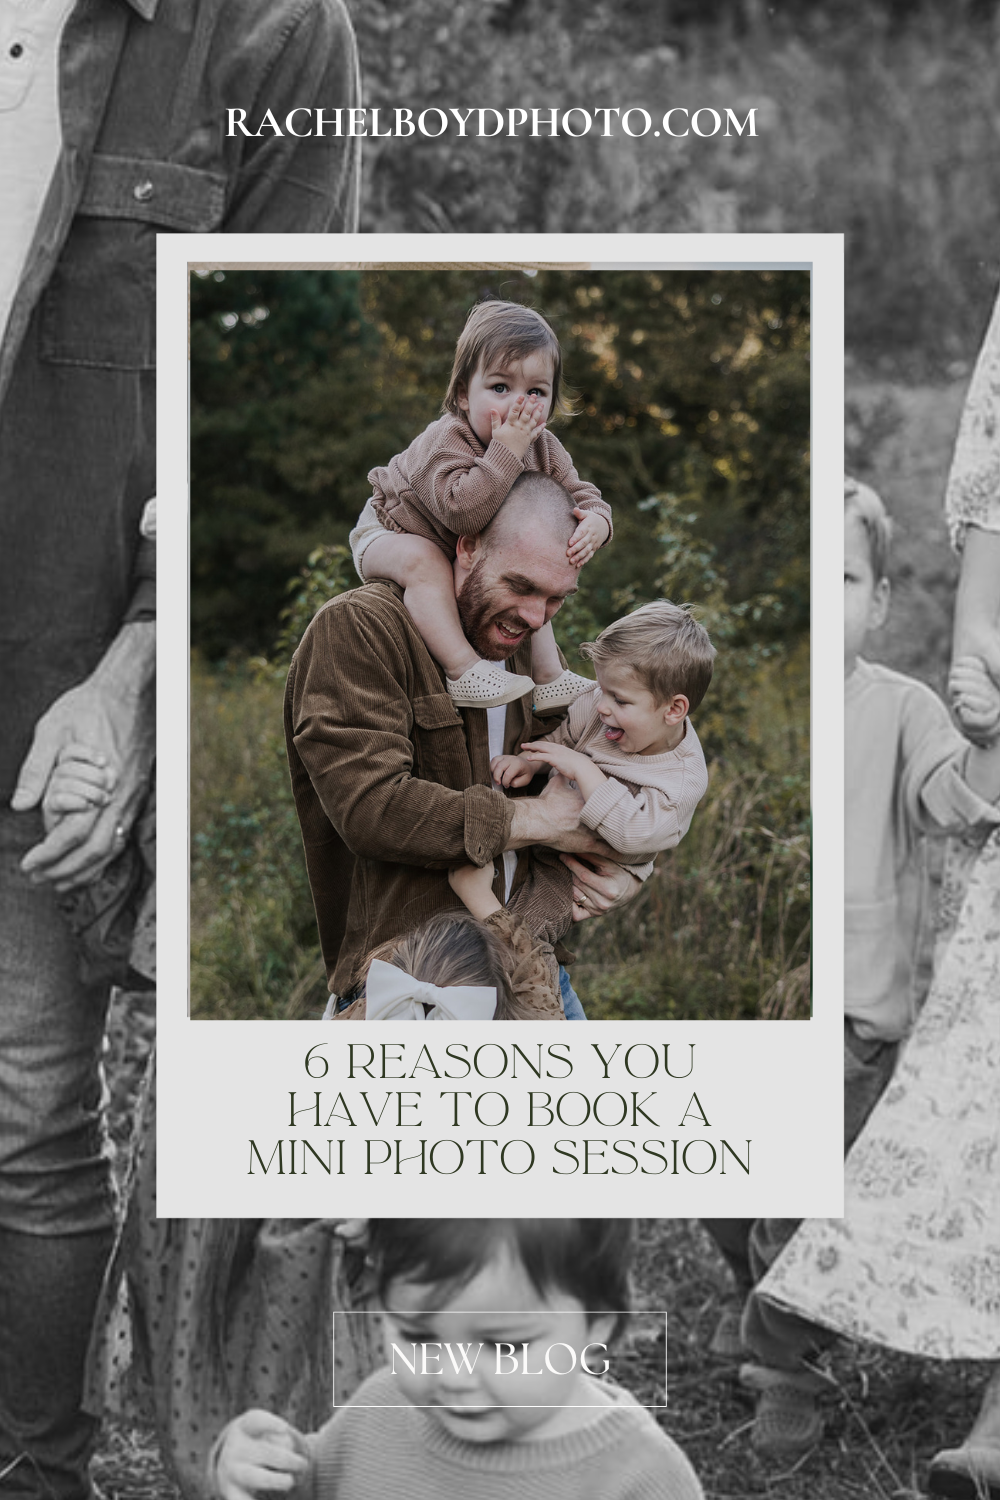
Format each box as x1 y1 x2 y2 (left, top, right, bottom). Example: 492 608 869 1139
449 601 713 922
734 477 1000 1460
209 1220 705 1500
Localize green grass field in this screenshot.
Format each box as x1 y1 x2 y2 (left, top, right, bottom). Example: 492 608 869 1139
190 640 809 1022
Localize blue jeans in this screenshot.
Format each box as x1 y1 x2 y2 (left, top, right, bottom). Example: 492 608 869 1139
0 809 115 1234
558 965 587 1020
0 808 116 1499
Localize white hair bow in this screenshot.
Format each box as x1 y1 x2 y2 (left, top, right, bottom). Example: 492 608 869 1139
364 960 497 1021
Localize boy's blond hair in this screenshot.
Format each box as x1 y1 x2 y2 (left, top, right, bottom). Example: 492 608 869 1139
443 299 574 420
581 600 715 712
845 476 893 581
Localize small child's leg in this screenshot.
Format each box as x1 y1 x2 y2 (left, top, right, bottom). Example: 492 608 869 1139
363 532 478 679
363 532 533 708
529 621 563 685
529 623 595 713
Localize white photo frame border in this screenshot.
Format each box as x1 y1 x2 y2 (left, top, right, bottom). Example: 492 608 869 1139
157 232 843 1218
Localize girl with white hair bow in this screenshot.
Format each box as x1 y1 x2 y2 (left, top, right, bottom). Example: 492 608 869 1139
330 902 566 1022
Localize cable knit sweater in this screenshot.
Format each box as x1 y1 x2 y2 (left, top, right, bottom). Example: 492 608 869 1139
304 1366 704 1500
368 412 612 557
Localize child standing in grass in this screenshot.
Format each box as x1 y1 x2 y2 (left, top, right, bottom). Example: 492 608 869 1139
734 477 1000 1461
210 1219 705 1500
350 298 612 709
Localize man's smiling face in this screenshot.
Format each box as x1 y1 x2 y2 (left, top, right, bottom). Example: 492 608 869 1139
455 524 581 661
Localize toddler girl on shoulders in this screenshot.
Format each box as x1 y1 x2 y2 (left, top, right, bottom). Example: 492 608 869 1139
351 298 612 710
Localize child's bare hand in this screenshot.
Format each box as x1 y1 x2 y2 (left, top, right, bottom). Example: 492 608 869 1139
213 1410 310 1500
448 860 502 919
491 752 538 788
490 395 546 459
950 655 1000 741
567 509 609 567
43 744 118 817
520 741 591 783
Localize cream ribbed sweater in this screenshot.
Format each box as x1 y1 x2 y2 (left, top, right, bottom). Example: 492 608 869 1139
541 687 708 864
305 1366 704 1500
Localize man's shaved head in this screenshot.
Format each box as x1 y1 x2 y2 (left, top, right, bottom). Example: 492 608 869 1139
480 472 578 556
454 471 582 661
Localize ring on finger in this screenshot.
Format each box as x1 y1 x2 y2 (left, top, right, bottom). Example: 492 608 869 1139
113 821 127 845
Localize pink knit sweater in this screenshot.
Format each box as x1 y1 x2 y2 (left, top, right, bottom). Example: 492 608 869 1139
368 412 612 555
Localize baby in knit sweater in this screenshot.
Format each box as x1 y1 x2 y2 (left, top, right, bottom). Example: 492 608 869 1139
449 601 713 921
210 1219 704 1500
350 298 612 710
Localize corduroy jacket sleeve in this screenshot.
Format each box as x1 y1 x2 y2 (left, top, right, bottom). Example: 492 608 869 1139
287 590 514 868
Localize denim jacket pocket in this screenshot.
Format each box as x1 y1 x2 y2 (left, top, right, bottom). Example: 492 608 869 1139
40 154 226 370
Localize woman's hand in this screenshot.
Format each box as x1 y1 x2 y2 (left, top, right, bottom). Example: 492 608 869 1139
559 853 641 921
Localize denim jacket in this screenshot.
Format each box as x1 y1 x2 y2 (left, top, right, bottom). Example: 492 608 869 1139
0 0 360 792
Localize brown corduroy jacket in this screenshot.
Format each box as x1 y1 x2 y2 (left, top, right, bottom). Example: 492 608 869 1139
284 582 574 997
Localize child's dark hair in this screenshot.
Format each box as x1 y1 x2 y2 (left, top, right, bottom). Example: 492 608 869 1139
443 299 575 421
363 911 519 1018
368 1219 635 1336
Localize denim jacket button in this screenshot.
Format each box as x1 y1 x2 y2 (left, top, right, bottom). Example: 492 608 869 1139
133 180 154 202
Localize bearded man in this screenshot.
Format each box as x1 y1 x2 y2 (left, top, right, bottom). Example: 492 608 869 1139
284 472 640 1017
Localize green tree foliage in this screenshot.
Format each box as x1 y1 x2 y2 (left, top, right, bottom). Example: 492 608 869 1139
191 267 809 704
343 1 1000 364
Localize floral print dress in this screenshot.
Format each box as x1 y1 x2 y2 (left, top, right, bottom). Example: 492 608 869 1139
759 295 1000 1359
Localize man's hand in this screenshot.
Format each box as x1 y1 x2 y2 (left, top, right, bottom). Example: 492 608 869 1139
490 395 546 460
212 1410 310 1500
11 622 155 890
506 771 616 857
560 853 641 921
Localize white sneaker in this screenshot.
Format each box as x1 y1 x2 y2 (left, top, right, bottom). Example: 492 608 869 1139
532 669 595 711
446 660 535 708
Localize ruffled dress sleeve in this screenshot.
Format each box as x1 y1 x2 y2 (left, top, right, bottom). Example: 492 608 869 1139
484 907 565 1019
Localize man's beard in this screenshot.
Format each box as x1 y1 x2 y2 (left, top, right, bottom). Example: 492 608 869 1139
456 561 530 660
